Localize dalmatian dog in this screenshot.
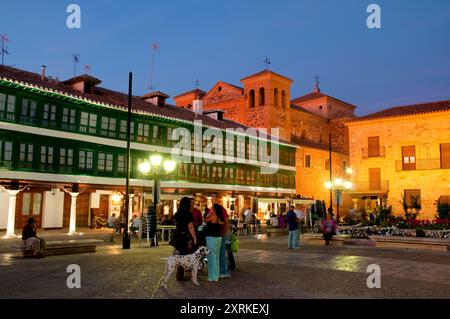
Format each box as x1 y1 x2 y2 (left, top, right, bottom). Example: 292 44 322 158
159 246 210 289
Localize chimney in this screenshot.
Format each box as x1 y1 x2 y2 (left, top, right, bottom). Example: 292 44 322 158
203 109 224 121
142 91 169 107
63 75 102 94
193 99 203 115
41 65 46 81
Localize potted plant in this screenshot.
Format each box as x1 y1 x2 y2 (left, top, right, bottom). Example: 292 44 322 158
415 226 425 237
435 200 450 219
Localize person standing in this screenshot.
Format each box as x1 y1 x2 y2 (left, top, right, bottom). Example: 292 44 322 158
191 200 203 230
278 212 286 229
286 206 300 249
174 197 197 281
204 204 224 282
244 207 252 223
321 214 337 245
218 204 231 279
147 204 158 247
191 198 205 247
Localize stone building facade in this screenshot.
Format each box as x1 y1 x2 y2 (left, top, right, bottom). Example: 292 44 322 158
346 101 450 219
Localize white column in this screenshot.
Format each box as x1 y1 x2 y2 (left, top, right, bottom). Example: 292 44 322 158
352 198 358 210
68 192 79 235
4 190 20 238
172 200 178 217
128 194 135 224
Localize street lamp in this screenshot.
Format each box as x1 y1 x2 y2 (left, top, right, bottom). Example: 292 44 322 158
325 177 352 223
139 155 176 247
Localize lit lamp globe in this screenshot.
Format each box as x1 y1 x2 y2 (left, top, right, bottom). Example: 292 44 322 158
325 181 332 189
163 160 176 173
150 154 163 167
343 181 352 190
139 161 151 174
345 167 353 175
112 192 122 204
334 178 343 187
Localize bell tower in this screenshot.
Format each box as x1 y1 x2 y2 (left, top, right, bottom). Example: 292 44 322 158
240 69 293 141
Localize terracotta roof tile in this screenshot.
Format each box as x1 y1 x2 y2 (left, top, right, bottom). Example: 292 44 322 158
221 81 244 92
142 91 169 98
292 92 356 109
240 69 293 82
172 88 206 99
351 100 450 122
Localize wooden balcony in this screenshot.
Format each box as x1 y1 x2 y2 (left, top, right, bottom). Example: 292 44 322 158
362 146 385 158
395 158 450 171
350 180 389 194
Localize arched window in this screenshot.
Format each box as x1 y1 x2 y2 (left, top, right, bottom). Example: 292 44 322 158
274 88 279 106
249 90 255 107
259 87 265 106
281 90 286 108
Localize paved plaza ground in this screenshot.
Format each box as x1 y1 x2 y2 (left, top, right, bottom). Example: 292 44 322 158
0 230 449 299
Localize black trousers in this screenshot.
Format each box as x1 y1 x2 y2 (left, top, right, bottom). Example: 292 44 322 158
323 232 333 245
176 237 194 280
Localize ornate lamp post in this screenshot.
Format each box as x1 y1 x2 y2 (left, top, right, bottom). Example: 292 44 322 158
325 178 352 223
138 155 176 247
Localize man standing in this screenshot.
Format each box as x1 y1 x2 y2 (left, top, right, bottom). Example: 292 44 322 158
286 206 299 249
147 204 158 247
244 207 252 223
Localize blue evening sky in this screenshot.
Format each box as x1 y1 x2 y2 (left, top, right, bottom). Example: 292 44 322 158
1 0 449 115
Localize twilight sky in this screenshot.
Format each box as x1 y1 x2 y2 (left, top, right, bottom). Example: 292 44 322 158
1 0 449 116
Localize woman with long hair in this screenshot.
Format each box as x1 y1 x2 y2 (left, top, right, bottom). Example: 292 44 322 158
174 197 197 281
204 203 224 282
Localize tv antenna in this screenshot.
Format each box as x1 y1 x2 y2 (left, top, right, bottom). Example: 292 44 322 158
149 43 159 91
72 54 80 76
84 64 91 74
1 34 11 65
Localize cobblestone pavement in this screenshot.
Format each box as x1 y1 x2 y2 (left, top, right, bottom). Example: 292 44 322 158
0 235 449 299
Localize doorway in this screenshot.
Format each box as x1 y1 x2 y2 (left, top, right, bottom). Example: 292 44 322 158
15 192 43 228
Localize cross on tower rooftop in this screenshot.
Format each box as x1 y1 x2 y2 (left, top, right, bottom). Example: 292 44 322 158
263 56 271 70
313 74 321 93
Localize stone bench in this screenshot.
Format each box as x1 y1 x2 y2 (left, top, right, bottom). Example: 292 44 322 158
302 233 450 251
11 239 102 257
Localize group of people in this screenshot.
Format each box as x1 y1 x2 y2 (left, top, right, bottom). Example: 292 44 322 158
173 197 233 283
273 206 339 248
107 213 141 236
